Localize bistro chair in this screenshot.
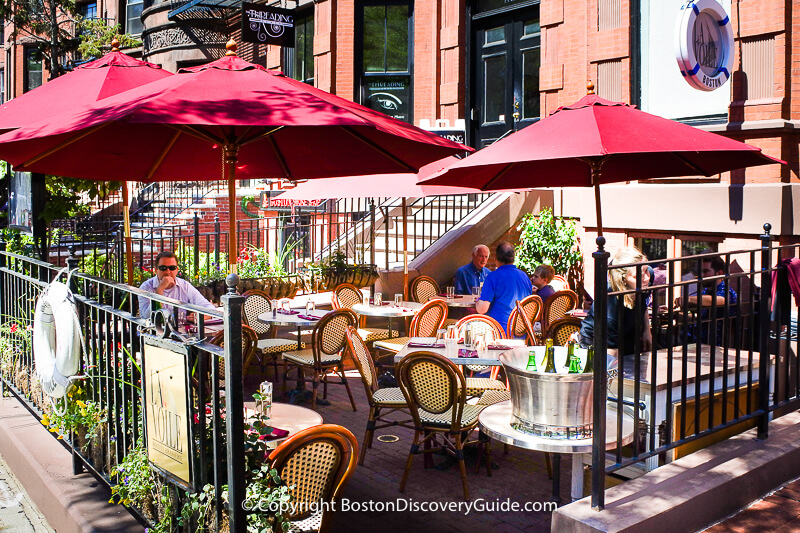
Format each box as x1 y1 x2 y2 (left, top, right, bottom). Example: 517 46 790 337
410 275 440 303
242 289 303 380
331 283 394 342
541 289 579 332
454 315 508 393
507 294 544 345
544 316 583 346
397 351 491 501
345 327 413 465
208 324 259 389
550 274 570 292
267 424 358 533
282 309 358 411
372 299 449 354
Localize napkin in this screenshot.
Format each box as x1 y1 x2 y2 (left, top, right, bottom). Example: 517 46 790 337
277 309 299 315
457 349 479 358
407 342 445 348
488 345 513 350
437 293 463 298
260 427 290 441
297 314 319 321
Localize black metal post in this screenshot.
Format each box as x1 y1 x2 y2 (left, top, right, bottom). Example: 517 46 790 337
0 239 5 325
591 236 609 510
757 223 772 439
66 247 83 475
370 200 376 298
194 213 201 277
214 215 221 267
222 274 246 533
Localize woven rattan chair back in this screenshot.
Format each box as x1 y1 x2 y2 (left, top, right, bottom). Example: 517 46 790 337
209 324 259 385
542 289 579 331
507 294 543 340
550 275 570 292
268 424 358 524
455 314 507 340
331 283 363 310
512 300 538 345
410 275 440 303
242 289 272 337
397 351 466 432
409 299 448 337
345 326 378 397
544 317 583 346
313 309 357 364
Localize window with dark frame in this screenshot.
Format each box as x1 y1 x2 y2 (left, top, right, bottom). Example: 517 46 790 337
283 11 314 84
24 47 43 92
356 1 412 124
126 0 143 35
77 1 97 19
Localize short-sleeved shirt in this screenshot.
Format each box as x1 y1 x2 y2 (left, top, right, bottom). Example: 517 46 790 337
535 284 556 304
478 264 533 333
139 276 216 319
454 263 491 295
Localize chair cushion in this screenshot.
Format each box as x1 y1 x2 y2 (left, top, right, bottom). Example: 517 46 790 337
418 404 485 428
283 348 342 366
465 377 506 397
357 327 396 342
372 336 411 353
258 338 304 354
371 387 407 406
477 389 511 406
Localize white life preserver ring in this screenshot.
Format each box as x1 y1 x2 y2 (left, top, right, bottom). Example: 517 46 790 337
33 279 82 398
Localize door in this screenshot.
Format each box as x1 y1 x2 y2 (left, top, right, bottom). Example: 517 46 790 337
472 8 540 148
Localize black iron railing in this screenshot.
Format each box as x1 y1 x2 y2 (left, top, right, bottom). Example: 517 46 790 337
590 224 800 509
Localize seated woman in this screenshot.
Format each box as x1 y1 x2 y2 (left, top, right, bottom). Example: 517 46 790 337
579 246 652 357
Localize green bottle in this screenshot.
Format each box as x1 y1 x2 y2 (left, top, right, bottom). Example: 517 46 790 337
543 346 557 373
584 346 594 373
567 341 581 373
526 349 538 371
545 337 554 352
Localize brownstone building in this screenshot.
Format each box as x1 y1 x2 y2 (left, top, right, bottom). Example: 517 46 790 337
3 0 798 289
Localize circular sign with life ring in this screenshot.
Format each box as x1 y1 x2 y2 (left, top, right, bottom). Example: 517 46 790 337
674 0 734 91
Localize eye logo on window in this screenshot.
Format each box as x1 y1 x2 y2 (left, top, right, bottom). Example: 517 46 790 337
368 92 402 111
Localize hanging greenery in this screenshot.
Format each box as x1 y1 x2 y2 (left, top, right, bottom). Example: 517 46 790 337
515 207 582 278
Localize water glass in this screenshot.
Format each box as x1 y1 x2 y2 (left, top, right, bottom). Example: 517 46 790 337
257 381 273 419
475 333 488 356
463 324 474 349
281 298 290 312
484 329 496 348
271 299 278 317
374 293 383 306
445 324 458 355
435 328 446 345
305 300 315 315
446 286 455 299
394 293 403 307
472 286 481 298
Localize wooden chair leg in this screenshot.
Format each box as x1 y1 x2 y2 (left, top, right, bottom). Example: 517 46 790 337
340 370 357 412
399 431 421 493
310 375 319 410
455 434 470 501
281 361 289 399
360 406 378 465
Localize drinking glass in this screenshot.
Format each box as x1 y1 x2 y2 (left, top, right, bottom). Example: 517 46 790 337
475 333 488 356
271 300 278 317
471 286 481 298
446 286 455 299
394 293 403 307
257 381 273 419
463 324 474 349
445 324 458 355
281 299 290 312
374 293 382 306
435 328 446 346
484 329 496 348
305 300 315 315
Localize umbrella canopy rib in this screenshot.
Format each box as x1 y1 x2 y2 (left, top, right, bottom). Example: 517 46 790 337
341 126 417 173
145 130 182 181
22 123 111 168
240 125 284 147
671 151 714 177
174 124 225 145
483 162 515 191
266 135 291 179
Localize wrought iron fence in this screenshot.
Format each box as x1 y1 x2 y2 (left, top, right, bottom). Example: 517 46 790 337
589 225 800 509
0 244 254 532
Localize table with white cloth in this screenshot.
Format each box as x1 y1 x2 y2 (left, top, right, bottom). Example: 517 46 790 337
257 309 330 349
244 402 323 449
352 301 423 338
429 294 478 308
393 338 528 366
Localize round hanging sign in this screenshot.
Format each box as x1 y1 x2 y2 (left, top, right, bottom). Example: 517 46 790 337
674 0 734 91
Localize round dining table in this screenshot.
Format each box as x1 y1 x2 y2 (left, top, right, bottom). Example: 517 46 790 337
257 309 330 349
429 295 478 308
352 301 423 338
245 401 323 449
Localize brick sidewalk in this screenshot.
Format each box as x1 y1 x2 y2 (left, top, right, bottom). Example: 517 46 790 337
262 370 572 533
704 477 800 533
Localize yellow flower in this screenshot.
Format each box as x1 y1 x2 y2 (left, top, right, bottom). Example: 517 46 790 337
49 428 57 433
57 435 63 440
76 400 86 408
40 417 49 425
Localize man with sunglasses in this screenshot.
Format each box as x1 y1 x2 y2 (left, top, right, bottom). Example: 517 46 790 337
139 251 215 319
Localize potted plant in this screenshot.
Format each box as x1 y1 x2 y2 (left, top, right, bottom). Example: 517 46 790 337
306 250 379 292
515 207 583 289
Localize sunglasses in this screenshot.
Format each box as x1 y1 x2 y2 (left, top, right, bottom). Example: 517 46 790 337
157 265 178 271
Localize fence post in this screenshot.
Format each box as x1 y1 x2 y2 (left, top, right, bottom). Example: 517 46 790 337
222 274 246 533
66 246 83 474
214 215 221 267
194 213 201 277
591 236 610 511
757 223 772 440
0 239 5 324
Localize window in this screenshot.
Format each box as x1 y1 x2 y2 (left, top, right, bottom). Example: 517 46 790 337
284 11 314 84
77 1 97 19
634 237 668 261
24 48 42 92
681 239 719 275
127 0 143 35
357 1 412 123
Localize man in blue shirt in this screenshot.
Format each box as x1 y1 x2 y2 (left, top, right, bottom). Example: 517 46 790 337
139 251 216 320
454 244 491 295
476 242 533 333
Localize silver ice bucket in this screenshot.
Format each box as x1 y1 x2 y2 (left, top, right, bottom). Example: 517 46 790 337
500 346 593 439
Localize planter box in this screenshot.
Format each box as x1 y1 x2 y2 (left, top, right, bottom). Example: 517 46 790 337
195 274 302 302
308 265 379 292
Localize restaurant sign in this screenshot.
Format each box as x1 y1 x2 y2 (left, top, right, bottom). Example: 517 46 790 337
675 0 733 91
143 336 194 488
241 2 294 47
261 191 322 208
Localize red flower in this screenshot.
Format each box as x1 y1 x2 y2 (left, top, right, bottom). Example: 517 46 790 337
10 323 18 333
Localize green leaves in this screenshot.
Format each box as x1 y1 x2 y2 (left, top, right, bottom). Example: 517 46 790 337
76 20 141 60
515 207 582 276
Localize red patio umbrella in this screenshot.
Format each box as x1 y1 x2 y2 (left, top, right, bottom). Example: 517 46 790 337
276 156 485 297
420 88 783 234
0 41 470 271
0 39 173 283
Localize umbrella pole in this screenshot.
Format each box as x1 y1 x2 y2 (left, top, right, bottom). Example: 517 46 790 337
122 184 134 286
225 145 240 274
589 160 604 236
402 197 408 301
